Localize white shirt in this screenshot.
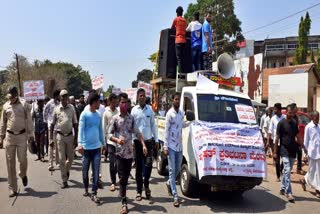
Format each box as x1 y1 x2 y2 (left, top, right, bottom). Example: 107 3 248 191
103 106 119 146
260 114 267 131
263 116 272 138
43 99 60 129
131 104 158 142
304 121 320 160
268 114 286 140
164 107 184 152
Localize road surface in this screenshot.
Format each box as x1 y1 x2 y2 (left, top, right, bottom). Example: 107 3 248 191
0 149 319 214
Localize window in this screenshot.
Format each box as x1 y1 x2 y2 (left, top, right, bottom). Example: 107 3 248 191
197 94 256 124
287 44 297 50
183 94 194 112
266 44 285 51
308 43 319 50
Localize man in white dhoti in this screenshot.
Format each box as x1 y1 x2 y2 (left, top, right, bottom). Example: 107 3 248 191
300 111 320 198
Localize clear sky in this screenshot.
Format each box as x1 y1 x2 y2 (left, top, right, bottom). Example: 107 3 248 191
0 0 319 90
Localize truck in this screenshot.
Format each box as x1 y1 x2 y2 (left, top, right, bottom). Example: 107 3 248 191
152 53 266 197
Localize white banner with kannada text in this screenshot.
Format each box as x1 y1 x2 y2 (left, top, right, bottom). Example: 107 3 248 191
92 75 104 90
191 121 266 179
23 80 45 100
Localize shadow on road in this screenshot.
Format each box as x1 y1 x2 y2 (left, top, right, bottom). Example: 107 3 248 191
180 188 287 213
0 177 8 182
19 187 57 198
128 199 168 213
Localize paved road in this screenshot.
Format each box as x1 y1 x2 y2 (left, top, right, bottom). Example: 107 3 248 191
0 149 319 214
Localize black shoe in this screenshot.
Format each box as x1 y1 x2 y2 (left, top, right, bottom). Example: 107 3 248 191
280 189 285 195
83 190 90 197
173 198 180 207
67 172 70 180
166 182 172 196
22 176 28 187
61 182 69 189
145 188 151 199
98 180 104 189
9 190 18 198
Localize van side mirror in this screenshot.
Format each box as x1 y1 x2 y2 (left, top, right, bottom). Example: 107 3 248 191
186 110 195 121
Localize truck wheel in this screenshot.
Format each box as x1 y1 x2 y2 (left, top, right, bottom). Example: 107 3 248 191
157 151 168 176
180 164 198 197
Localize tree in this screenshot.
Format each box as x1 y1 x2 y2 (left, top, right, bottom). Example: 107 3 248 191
310 49 315 63
131 69 153 88
184 0 244 60
104 84 114 98
294 12 311 65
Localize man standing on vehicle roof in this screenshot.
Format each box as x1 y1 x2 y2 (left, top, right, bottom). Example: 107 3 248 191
202 13 213 70
164 92 184 207
131 88 158 201
274 104 302 203
171 6 187 74
186 12 202 71
267 103 285 182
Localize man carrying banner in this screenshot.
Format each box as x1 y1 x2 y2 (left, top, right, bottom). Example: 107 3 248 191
164 92 184 207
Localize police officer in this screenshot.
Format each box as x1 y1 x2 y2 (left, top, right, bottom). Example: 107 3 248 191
50 89 78 189
0 87 34 197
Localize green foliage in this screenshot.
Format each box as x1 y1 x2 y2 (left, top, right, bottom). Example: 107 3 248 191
310 49 315 63
132 69 153 88
104 85 114 98
148 52 158 64
184 0 244 60
294 12 311 65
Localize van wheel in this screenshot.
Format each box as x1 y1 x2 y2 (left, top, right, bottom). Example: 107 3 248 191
156 151 168 176
180 164 198 197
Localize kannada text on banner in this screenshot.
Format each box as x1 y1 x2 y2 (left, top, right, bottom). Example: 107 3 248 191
190 121 267 179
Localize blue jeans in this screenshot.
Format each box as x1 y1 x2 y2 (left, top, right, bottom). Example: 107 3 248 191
281 156 295 194
192 45 202 71
167 148 183 199
82 148 101 194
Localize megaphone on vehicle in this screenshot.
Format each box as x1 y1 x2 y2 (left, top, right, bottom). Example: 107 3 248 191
216 53 235 79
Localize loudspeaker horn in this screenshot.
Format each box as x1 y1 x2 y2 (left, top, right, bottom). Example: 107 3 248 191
217 53 235 79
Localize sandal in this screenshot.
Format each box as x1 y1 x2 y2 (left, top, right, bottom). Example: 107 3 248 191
300 179 306 191
135 193 142 201
120 204 128 214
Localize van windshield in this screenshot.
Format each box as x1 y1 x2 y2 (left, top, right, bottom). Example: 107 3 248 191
197 94 257 124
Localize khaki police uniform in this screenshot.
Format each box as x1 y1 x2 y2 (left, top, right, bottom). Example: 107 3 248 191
0 98 33 192
52 103 77 183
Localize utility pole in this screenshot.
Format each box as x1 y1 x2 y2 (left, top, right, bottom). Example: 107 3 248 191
15 53 23 97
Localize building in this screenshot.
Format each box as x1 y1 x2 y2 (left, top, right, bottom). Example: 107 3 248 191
254 35 320 68
262 63 320 111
